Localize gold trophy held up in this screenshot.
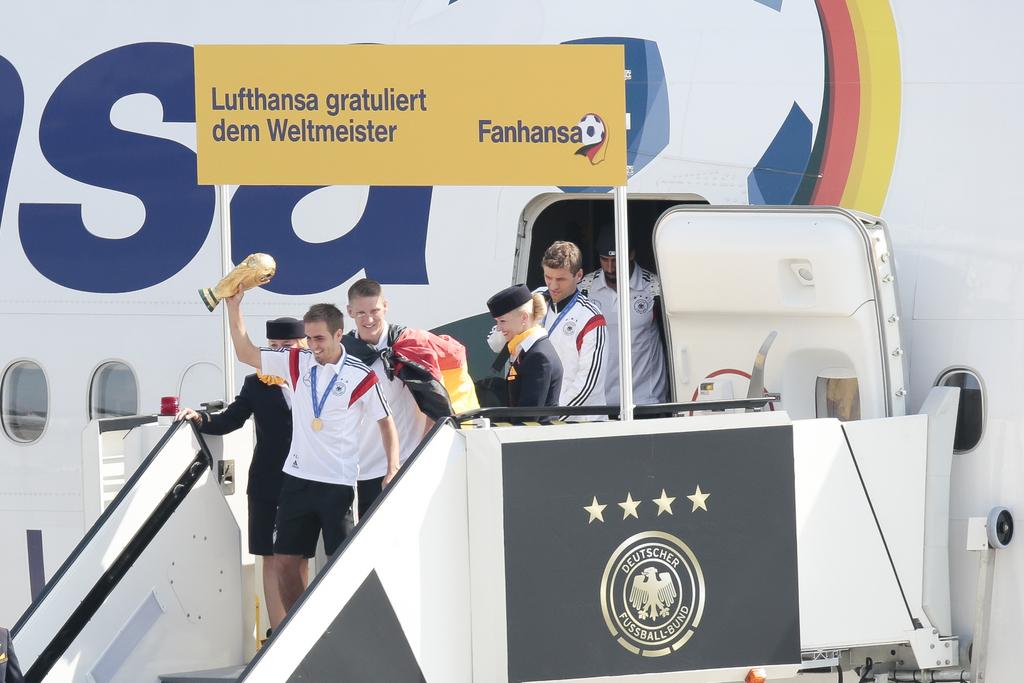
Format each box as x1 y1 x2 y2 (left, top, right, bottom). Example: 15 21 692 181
199 253 277 311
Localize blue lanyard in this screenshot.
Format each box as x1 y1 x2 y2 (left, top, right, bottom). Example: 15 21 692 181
310 352 343 419
547 290 579 336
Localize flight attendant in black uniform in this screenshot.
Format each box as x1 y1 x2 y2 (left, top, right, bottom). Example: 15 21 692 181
487 284 563 423
177 317 305 633
0 626 24 683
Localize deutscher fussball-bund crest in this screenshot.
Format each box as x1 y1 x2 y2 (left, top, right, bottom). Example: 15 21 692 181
501 425 800 682
601 531 705 657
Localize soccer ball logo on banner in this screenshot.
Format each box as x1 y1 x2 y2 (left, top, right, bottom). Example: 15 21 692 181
576 113 608 165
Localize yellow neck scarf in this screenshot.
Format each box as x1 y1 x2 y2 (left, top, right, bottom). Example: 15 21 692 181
507 325 544 357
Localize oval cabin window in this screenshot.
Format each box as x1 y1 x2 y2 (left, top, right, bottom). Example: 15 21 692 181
2 361 49 443
89 361 139 419
936 368 985 454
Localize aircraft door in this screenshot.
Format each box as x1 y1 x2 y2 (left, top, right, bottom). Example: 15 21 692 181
653 206 906 420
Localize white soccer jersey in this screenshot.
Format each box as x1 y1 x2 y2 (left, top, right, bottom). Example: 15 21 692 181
350 324 429 480
536 287 607 420
581 266 668 406
261 347 391 486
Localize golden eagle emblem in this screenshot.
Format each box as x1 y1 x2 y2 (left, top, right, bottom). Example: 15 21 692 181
600 531 706 657
629 567 678 620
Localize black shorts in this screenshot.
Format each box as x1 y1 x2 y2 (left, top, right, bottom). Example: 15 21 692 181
273 473 354 557
247 496 278 556
357 476 384 520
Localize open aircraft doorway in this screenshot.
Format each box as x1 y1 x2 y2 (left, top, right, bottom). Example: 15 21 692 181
514 194 708 290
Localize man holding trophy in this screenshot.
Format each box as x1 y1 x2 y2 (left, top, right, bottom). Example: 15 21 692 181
213 255 401 616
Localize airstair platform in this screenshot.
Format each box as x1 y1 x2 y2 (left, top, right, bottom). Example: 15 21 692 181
160 666 246 682
11 390 965 683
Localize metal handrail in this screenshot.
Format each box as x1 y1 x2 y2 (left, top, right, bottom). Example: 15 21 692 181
454 395 780 424
96 414 158 434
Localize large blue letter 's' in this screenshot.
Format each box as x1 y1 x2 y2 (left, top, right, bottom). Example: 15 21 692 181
19 43 213 292
0 56 23 227
230 185 432 295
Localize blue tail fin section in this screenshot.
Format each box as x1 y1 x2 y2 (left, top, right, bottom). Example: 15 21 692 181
560 37 670 193
747 102 813 205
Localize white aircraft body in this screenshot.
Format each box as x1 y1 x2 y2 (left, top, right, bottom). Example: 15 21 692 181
0 1 1020 681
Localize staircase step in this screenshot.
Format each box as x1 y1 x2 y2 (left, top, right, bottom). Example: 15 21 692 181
159 665 246 682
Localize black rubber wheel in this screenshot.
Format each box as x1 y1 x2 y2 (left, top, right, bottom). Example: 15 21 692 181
987 507 1013 548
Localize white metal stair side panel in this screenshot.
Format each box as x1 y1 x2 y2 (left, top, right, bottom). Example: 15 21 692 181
918 386 960 636
15 425 197 669
842 415 930 628
465 427 509 683
108 476 241 683
239 424 471 683
385 427 471 682
41 470 243 683
793 418 914 649
193 425 261 662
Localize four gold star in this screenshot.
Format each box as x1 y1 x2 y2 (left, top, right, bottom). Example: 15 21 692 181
618 492 641 519
652 489 676 516
687 485 710 512
583 496 607 523
583 486 710 522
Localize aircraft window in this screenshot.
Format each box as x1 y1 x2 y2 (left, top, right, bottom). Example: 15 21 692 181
89 361 139 419
2 360 49 443
815 368 860 421
935 368 984 453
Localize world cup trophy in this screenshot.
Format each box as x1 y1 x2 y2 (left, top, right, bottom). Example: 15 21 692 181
199 253 277 311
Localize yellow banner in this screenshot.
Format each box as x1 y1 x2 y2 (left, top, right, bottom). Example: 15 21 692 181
194 44 626 187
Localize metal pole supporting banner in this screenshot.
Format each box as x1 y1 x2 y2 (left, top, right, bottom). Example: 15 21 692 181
218 184 236 402
613 185 634 421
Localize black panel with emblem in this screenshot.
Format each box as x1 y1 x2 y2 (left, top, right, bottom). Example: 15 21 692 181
501 425 800 681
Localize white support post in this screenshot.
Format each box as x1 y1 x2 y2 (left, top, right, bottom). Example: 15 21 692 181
969 547 996 682
613 185 634 421
218 184 236 403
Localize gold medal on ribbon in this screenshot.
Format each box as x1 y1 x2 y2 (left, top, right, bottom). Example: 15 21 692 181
309 362 340 436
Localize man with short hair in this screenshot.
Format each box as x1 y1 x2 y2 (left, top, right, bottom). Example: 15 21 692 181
581 225 669 406
176 317 305 631
537 241 607 420
343 278 429 519
225 290 400 614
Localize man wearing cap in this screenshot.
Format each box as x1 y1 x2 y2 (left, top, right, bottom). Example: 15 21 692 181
176 317 305 631
581 226 669 407
223 291 400 617
487 284 563 422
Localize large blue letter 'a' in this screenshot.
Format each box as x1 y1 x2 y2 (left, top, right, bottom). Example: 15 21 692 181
231 185 432 295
